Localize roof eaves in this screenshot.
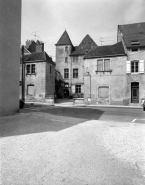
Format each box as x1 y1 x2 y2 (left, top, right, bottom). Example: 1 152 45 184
84 54 126 59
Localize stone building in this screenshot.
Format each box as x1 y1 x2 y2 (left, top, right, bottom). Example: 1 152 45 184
55 30 97 98
117 22 145 105
0 0 21 116
20 41 55 103
84 42 127 105
83 22 145 106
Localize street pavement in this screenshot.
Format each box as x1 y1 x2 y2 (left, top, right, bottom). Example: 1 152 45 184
0 104 145 184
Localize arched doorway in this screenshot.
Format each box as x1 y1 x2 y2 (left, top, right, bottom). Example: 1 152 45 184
131 82 139 103
64 89 69 98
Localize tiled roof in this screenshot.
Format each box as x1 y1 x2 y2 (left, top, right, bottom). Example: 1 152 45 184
56 30 73 46
70 34 97 56
24 51 55 65
118 22 145 48
84 42 126 59
24 52 46 61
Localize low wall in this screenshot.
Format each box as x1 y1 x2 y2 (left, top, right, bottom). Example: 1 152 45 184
73 98 84 104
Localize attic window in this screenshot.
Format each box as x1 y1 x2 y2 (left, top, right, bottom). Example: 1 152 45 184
131 40 140 45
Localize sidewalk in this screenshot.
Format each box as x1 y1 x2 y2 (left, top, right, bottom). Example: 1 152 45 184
25 101 143 109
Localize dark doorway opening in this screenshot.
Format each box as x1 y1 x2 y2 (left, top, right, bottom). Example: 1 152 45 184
131 82 139 103
64 89 69 98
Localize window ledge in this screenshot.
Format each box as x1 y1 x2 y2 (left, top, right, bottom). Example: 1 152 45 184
26 73 36 76
96 70 112 74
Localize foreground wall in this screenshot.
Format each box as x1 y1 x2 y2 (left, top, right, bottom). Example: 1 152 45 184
0 0 21 116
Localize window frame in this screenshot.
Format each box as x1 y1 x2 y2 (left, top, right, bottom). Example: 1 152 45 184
65 57 68 63
73 68 78 78
98 86 109 98
27 84 35 95
97 58 111 72
64 68 69 79
26 63 36 75
75 85 81 93
131 60 139 73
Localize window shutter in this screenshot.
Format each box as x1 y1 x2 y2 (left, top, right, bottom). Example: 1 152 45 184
126 61 131 73
139 60 144 73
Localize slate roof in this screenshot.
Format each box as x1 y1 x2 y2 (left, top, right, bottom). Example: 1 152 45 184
118 22 145 48
70 34 97 56
56 30 73 46
23 51 55 65
84 42 126 59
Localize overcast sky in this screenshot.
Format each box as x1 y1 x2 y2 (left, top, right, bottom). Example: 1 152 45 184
22 0 145 60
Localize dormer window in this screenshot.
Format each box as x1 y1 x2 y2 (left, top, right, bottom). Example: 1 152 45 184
131 40 140 45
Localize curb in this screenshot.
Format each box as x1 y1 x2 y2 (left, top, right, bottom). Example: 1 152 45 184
25 102 143 109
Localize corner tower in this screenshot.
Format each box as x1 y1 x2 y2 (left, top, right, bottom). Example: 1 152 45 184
55 30 73 98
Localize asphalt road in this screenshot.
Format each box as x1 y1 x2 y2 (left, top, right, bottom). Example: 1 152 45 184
0 104 145 137
23 104 145 123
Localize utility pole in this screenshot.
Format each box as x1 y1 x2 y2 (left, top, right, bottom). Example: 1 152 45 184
21 45 25 102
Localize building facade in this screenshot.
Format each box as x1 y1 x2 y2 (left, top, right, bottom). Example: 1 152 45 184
84 42 128 105
0 0 21 116
55 30 97 98
117 22 145 105
83 22 145 106
20 41 55 103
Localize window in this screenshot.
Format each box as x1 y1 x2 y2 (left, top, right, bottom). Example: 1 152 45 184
131 61 139 73
31 64 35 74
27 85 34 95
73 68 78 78
65 46 68 53
97 59 103 71
50 65 52 74
104 59 110 71
97 59 110 71
64 68 69 79
26 65 31 74
98 86 109 98
65 57 68 63
131 48 139 52
75 85 81 93
26 64 36 74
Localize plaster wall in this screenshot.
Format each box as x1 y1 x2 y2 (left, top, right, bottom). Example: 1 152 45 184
84 56 130 105
0 0 21 116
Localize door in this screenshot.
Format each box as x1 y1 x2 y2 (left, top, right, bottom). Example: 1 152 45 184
131 82 139 103
132 87 139 103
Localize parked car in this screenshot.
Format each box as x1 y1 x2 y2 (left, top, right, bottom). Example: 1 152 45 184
19 99 25 109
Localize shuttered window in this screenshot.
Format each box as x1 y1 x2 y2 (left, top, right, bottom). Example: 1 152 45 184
131 61 139 73
104 59 110 71
97 59 103 71
98 86 109 98
97 59 110 71
27 85 34 95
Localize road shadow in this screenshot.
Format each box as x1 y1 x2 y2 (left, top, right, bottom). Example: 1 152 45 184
40 107 104 120
0 107 104 137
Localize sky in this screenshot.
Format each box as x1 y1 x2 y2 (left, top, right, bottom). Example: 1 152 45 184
22 0 145 61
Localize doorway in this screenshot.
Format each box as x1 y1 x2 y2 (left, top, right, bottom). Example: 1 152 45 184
64 89 69 98
131 82 139 103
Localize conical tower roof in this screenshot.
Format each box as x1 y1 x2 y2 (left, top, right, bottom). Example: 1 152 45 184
56 30 73 46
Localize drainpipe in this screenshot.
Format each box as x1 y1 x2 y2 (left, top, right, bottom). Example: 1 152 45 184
87 72 91 99
21 45 25 102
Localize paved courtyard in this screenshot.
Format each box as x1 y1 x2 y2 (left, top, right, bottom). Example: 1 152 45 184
1 110 145 184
